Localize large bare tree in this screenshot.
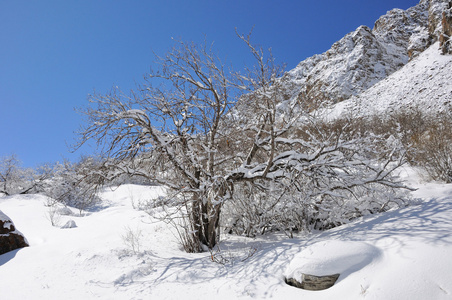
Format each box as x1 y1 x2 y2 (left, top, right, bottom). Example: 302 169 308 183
76 34 409 251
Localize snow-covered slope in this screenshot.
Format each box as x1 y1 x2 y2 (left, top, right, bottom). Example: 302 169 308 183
283 0 451 110
285 24 409 105
330 42 452 117
1 171 452 299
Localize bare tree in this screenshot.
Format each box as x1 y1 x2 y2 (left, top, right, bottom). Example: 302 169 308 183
77 38 243 250
45 157 103 215
76 34 409 251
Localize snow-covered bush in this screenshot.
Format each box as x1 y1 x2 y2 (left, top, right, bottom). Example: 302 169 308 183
0 154 51 196
222 126 410 237
44 157 102 214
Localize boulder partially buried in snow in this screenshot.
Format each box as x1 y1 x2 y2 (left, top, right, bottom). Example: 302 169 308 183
0 210 29 255
61 220 77 229
285 240 381 290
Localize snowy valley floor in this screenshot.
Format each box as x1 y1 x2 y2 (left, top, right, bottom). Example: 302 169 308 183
1 169 452 300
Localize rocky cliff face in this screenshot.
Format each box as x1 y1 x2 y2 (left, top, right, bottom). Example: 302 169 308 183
373 0 429 60
330 42 452 117
283 0 452 108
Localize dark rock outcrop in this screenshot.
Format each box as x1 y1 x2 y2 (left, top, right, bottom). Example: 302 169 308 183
285 273 340 291
0 210 29 255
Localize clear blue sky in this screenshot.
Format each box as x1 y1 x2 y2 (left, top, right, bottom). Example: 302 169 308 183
0 0 420 168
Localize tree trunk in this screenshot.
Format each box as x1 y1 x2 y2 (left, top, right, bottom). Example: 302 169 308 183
189 194 222 250
190 194 203 248
205 202 222 249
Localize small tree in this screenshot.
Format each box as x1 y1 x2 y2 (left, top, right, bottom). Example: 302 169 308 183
76 34 409 251
45 157 102 215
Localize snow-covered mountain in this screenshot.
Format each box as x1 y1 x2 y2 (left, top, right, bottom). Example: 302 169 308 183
283 0 452 113
332 41 452 117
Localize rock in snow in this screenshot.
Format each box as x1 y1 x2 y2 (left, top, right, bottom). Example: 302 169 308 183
60 219 77 229
0 210 29 255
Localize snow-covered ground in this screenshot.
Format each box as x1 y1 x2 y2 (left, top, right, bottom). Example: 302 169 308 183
1 168 452 300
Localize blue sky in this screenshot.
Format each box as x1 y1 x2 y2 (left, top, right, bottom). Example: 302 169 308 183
0 0 420 168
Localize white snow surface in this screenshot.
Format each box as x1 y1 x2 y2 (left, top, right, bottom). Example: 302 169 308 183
325 42 452 119
284 240 381 278
1 169 452 300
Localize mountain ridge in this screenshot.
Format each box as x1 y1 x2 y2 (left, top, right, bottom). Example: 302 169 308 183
282 0 452 113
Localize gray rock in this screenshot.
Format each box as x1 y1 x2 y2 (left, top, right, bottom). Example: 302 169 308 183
61 219 77 229
285 273 340 291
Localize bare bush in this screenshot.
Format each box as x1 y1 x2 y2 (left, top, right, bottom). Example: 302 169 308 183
44 197 62 227
173 212 204 253
121 225 143 254
408 111 452 182
44 157 102 215
342 107 452 183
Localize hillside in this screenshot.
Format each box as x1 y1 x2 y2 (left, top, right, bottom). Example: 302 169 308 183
328 41 452 117
282 0 452 113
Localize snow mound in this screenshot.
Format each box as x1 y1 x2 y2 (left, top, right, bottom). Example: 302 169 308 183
285 240 381 279
57 206 75 216
60 219 77 229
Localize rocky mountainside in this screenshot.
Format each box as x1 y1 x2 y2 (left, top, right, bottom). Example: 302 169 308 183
282 0 452 112
329 42 452 117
